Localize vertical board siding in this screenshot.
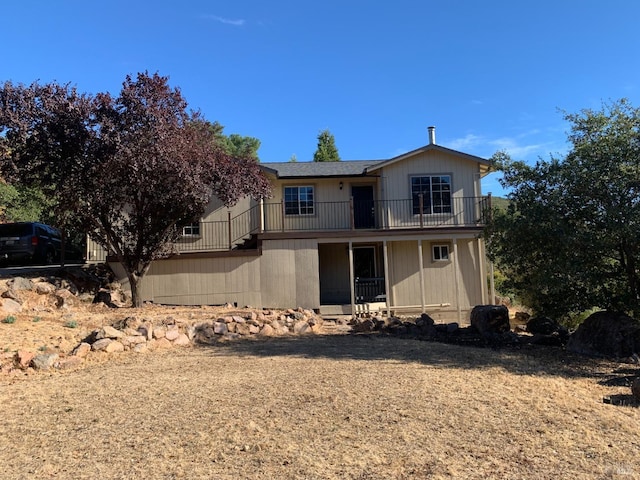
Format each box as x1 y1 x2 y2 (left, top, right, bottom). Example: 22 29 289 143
318 243 350 304
455 238 484 308
422 242 456 305
86 238 107 263
388 236 483 312
388 241 421 306
379 151 479 228
260 238 320 309
115 255 263 306
264 178 377 232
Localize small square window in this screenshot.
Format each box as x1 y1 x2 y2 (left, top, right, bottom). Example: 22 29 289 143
433 244 450 261
182 222 200 236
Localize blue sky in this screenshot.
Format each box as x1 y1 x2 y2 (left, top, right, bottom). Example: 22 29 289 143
3 1 640 197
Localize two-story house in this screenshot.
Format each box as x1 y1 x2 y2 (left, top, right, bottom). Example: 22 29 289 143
91 127 493 322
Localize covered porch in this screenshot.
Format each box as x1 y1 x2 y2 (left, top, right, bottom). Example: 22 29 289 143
317 233 490 323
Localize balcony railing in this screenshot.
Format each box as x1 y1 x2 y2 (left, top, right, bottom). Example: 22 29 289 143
173 196 489 253
355 277 386 303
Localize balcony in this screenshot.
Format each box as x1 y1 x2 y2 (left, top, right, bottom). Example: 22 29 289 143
174 196 490 253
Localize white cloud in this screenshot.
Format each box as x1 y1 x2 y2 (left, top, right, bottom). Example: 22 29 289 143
488 137 544 158
447 132 561 162
447 134 484 151
202 15 245 26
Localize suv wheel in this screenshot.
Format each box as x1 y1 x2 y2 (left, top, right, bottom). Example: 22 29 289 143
44 249 55 265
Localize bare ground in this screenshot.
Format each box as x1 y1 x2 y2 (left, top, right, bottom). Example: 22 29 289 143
0 300 639 479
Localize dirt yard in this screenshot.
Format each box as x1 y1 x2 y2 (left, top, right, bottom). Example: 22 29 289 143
0 298 639 479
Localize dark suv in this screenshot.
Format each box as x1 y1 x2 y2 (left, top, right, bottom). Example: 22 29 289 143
0 222 62 266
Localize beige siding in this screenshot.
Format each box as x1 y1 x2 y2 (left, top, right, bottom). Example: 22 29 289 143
111 255 262 307
388 241 422 306
455 238 484 307
260 238 320 309
175 196 256 252
379 150 482 227
381 150 478 199
318 243 350 304
86 237 107 263
422 241 457 305
263 178 377 231
388 236 486 322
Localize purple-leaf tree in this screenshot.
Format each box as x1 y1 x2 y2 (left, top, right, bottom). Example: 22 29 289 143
0 72 271 307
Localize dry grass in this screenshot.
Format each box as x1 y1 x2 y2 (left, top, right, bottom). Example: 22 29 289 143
1 326 639 479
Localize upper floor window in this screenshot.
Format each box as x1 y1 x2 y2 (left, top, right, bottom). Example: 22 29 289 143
411 175 452 214
182 222 200 236
285 186 314 215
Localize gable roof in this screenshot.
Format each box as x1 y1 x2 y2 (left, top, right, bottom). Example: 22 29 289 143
365 144 491 174
261 144 492 179
261 160 382 179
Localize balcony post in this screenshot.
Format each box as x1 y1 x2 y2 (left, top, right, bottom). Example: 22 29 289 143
281 199 285 232
350 197 355 230
259 198 264 233
227 211 232 250
487 193 493 223
419 194 424 228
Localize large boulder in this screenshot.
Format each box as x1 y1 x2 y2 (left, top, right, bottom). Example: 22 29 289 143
566 311 640 359
632 378 640 402
526 316 569 345
527 316 560 335
470 305 510 337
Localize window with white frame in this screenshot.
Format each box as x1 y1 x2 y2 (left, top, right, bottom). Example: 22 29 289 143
284 186 314 215
182 222 200 236
411 175 452 214
432 244 450 261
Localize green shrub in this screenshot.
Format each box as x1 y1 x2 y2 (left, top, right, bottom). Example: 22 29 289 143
63 320 78 329
1 316 16 324
32 316 41 323
561 307 602 331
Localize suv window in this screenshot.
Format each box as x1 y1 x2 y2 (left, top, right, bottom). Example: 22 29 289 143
0 224 32 237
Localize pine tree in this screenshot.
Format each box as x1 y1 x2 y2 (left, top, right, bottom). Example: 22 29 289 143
313 129 341 162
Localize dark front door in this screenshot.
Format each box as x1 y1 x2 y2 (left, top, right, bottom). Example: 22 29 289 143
352 185 375 229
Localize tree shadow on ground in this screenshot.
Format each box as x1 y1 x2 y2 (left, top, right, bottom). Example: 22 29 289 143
198 332 638 382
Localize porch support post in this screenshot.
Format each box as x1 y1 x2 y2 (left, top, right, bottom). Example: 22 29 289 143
418 239 425 313
453 238 462 323
348 241 355 317
477 237 488 304
490 261 496 305
383 240 391 314
259 198 265 233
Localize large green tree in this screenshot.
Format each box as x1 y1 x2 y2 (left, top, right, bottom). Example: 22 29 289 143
0 72 271 307
206 121 261 162
0 182 53 223
486 99 640 319
313 129 341 162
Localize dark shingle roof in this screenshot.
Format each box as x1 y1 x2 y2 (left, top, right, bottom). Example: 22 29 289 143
261 160 383 178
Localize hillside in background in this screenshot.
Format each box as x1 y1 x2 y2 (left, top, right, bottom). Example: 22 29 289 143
491 196 510 211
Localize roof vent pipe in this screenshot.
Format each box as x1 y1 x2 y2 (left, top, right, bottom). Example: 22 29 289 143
428 126 436 145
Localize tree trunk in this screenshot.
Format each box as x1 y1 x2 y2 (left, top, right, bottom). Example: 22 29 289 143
127 272 143 308
620 241 640 317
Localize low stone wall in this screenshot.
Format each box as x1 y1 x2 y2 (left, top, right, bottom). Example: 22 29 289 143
5 308 325 374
